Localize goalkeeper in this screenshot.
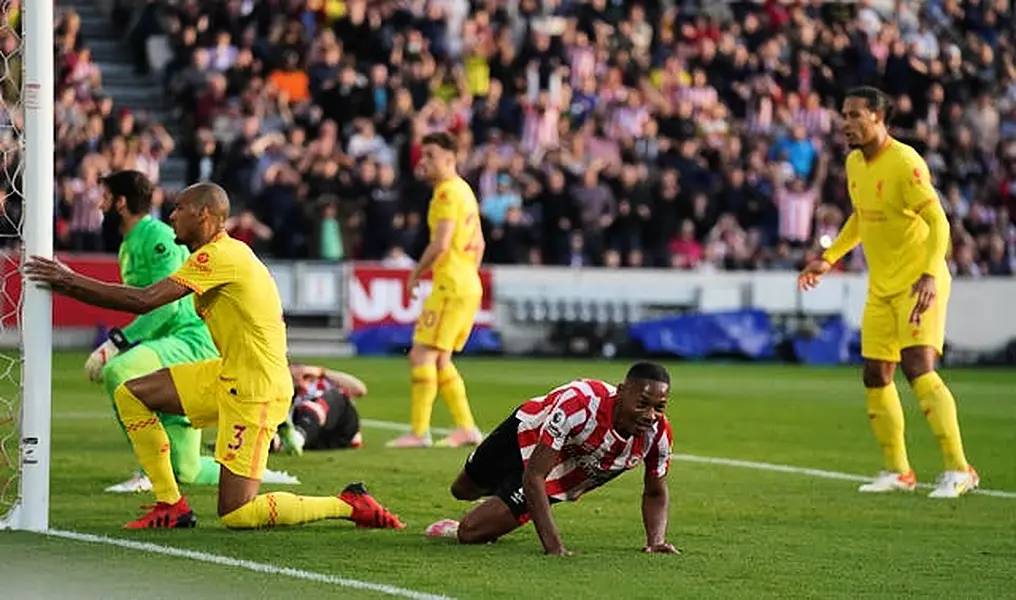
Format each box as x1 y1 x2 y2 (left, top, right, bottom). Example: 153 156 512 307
89 170 221 493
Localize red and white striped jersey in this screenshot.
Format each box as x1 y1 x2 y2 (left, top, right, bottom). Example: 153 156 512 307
775 186 819 243
514 379 673 502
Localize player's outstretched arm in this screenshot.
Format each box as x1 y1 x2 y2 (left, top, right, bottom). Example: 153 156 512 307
23 255 190 314
324 369 368 397
799 214 860 291
522 443 570 556
641 471 679 554
820 212 860 266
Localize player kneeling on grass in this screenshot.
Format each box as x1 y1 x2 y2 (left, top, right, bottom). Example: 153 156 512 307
426 362 679 556
25 181 404 531
273 364 368 455
89 171 295 493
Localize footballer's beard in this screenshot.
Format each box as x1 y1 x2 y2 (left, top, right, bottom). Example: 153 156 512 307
844 129 859 147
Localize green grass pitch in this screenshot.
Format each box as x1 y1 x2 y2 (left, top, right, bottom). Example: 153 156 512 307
1 353 1015 599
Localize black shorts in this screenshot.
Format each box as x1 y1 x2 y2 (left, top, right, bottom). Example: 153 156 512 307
462 408 559 522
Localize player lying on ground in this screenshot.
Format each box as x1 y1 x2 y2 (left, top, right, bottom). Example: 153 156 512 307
273 364 368 455
25 182 404 530
799 86 978 498
388 131 485 449
425 362 679 556
88 171 294 494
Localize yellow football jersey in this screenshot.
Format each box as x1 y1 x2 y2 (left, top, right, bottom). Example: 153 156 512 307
845 139 951 297
428 176 483 297
169 232 293 401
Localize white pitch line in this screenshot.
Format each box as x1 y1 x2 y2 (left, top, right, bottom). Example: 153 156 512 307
672 454 1016 499
45 529 455 600
361 418 453 435
54 412 1016 499
362 418 1016 499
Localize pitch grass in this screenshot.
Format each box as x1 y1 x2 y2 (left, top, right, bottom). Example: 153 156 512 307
2 354 1015 599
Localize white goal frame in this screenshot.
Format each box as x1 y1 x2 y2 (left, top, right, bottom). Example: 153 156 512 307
0 0 55 532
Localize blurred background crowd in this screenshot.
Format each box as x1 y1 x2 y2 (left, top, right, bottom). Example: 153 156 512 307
3 0 1016 277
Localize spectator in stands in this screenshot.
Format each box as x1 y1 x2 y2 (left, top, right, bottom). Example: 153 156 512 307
97 0 1016 278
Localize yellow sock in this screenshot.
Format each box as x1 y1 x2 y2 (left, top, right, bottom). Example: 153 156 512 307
113 384 180 504
438 363 476 431
865 383 911 474
410 364 438 436
911 372 969 472
220 492 353 529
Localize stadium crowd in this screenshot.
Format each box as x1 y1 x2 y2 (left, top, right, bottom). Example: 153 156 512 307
5 0 1016 278
0 1 176 253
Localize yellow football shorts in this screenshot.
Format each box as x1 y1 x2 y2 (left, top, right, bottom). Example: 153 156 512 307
860 278 950 362
412 289 481 352
169 359 290 481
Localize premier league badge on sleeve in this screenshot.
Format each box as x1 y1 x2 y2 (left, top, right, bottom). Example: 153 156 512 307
546 407 567 437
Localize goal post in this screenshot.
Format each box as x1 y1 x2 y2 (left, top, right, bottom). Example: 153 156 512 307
0 0 55 532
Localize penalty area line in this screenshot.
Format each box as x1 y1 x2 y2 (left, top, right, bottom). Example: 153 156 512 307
44 529 456 600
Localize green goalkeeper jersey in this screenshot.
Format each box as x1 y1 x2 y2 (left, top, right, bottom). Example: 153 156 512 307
118 216 214 352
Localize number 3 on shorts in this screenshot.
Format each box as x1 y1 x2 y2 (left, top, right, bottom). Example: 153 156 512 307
227 425 246 451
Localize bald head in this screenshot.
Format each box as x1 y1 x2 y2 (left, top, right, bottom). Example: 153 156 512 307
181 182 230 222
170 182 232 250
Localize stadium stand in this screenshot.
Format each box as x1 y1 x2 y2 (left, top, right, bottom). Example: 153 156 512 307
28 1 1016 276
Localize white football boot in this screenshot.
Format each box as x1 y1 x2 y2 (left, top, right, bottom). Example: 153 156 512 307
262 468 302 485
434 427 484 448
106 468 300 492
928 466 980 499
105 471 153 493
386 431 434 448
424 519 460 538
858 470 917 493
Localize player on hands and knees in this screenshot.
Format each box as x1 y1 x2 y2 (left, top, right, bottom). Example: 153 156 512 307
25 182 404 529
388 131 485 449
798 86 978 498
425 362 679 556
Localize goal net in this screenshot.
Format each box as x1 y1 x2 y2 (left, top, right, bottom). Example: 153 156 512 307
0 0 25 530
0 0 54 532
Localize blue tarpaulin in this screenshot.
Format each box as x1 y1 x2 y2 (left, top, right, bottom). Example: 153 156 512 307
628 309 777 360
349 310 861 364
348 325 502 356
629 310 862 364
792 316 863 365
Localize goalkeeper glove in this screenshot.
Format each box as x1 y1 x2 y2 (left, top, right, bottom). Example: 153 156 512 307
83 328 132 383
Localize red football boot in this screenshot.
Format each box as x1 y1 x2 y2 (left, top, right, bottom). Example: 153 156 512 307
339 483 405 529
124 497 197 529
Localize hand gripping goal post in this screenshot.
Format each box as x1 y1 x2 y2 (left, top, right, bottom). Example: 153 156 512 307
0 0 55 532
